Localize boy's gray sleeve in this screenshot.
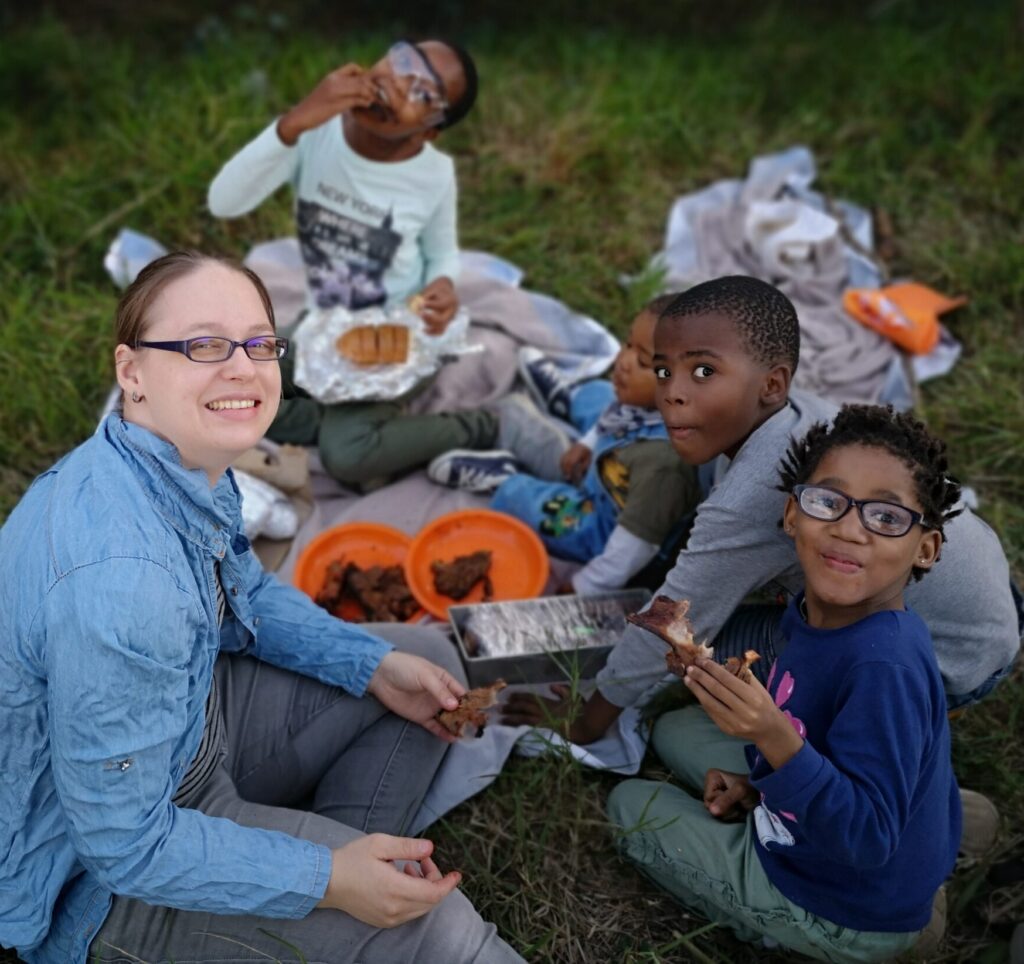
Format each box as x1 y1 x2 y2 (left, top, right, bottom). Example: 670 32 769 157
904 509 1021 698
208 119 301 218
596 499 797 708
418 173 460 284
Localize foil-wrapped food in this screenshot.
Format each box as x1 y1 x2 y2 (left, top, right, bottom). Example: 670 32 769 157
458 594 646 659
292 303 479 403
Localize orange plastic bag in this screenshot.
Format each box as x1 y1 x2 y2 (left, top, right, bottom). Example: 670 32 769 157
842 283 967 355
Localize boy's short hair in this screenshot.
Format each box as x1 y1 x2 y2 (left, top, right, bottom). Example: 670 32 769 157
436 41 478 130
778 404 963 580
644 292 681 316
660 275 800 373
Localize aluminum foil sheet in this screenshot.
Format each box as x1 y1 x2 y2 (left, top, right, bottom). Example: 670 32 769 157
457 592 650 658
292 304 479 403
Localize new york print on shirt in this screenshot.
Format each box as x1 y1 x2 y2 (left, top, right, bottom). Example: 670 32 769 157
297 196 402 310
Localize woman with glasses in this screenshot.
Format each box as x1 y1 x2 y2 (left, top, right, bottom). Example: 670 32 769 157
608 405 963 962
0 252 524 964
207 39 505 491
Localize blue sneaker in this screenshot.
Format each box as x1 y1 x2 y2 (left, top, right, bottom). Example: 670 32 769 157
518 348 574 421
427 449 519 494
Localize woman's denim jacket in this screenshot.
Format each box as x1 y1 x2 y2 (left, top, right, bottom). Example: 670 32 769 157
0 416 392 962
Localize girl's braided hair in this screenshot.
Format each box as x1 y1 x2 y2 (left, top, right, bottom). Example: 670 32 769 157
778 404 963 581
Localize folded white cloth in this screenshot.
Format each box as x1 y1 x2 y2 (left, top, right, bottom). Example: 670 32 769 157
233 470 299 541
743 200 841 281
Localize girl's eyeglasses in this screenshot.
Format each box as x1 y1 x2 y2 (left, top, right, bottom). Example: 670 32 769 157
792 484 929 538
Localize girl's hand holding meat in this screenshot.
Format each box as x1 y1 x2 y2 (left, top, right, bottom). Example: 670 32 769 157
684 657 804 770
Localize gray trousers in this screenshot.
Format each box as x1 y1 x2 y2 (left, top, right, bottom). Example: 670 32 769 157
90 624 524 964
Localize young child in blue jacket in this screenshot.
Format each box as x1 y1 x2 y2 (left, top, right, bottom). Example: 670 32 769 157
428 294 699 594
608 404 962 962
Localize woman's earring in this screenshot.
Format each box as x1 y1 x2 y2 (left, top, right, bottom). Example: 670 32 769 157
131 391 143 403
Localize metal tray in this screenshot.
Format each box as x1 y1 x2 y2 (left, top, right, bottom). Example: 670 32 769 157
448 589 652 686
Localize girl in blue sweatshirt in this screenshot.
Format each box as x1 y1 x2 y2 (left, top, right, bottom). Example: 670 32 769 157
608 404 962 963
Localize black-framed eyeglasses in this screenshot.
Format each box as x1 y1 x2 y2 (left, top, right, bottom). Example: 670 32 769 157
792 484 929 538
135 336 289 363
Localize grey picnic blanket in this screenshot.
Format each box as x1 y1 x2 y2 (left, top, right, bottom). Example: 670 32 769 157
239 238 620 586
231 243 653 836
650 144 915 408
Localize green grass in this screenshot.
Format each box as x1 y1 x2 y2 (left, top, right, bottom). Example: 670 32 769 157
1 2 1022 961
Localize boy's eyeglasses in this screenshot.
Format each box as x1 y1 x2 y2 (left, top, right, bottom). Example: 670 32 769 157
792 484 929 538
135 336 289 363
387 41 449 116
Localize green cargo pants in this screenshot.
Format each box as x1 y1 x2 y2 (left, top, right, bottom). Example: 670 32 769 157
268 356 498 487
607 706 920 963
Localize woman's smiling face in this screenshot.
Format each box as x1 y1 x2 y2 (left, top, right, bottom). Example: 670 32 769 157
115 261 281 483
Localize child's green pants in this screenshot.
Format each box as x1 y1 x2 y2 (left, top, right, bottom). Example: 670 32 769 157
268 357 498 486
607 706 921 963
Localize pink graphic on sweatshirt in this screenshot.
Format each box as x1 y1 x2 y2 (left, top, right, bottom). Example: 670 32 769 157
763 662 805 824
766 663 806 740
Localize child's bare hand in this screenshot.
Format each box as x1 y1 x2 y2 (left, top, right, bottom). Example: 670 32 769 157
278 64 377 145
703 768 758 821
500 684 595 744
560 443 592 483
684 658 803 770
417 277 458 334
501 683 572 731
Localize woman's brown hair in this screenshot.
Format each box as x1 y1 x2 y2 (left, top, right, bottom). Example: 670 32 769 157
114 250 276 348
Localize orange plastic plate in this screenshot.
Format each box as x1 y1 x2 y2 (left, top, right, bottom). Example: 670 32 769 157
405 509 550 621
293 522 421 622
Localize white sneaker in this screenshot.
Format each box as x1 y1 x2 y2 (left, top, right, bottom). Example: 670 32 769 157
959 787 1000 857
904 886 946 959
491 393 571 481
427 449 519 494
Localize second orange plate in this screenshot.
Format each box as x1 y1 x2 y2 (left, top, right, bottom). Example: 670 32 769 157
405 509 550 621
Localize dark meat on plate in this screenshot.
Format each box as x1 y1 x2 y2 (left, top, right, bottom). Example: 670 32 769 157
315 559 348 609
431 550 494 601
345 564 419 622
316 560 418 622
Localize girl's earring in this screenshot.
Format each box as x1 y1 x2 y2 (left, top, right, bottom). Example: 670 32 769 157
131 391 143 403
